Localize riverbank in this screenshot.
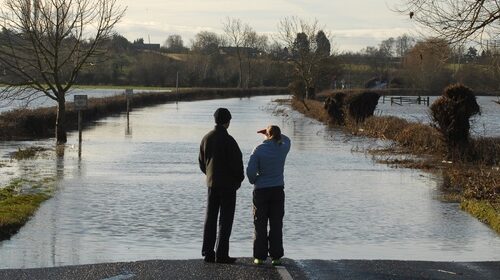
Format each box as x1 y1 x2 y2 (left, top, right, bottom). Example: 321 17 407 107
0 177 55 240
290 97 500 234
320 88 500 97
0 87 287 140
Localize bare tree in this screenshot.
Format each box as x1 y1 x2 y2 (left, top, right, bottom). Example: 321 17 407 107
223 17 250 88
190 31 226 83
243 29 268 87
163 34 186 53
276 16 331 99
396 0 500 43
191 31 225 54
395 34 416 57
0 0 125 144
402 38 453 92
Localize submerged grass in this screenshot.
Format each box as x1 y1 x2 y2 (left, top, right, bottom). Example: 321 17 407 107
10 146 48 160
290 97 500 234
0 178 55 241
461 200 500 233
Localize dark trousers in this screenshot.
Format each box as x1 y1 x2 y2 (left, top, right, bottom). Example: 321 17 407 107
202 187 236 259
253 186 285 260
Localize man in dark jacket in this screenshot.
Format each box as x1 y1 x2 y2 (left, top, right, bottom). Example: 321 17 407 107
199 108 244 264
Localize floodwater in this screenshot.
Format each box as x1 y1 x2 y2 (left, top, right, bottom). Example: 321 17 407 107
2 90 498 136
0 95 499 269
376 96 500 137
0 88 170 113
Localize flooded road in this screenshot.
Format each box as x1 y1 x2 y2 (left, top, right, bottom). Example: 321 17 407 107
0 96 499 269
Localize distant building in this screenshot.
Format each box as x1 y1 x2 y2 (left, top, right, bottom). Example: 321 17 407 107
132 41 161 51
219 47 261 57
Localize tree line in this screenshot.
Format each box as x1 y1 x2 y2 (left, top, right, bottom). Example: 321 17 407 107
0 0 498 144
75 27 500 95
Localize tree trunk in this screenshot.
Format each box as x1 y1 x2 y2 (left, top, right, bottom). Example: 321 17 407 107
237 49 243 88
56 95 67 144
246 55 251 89
307 87 315 99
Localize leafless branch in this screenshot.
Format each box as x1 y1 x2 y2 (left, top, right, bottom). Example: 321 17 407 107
396 0 500 44
0 0 125 104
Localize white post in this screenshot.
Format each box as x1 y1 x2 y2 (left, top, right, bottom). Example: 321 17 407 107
78 110 82 157
74 95 88 158
176 71 179 94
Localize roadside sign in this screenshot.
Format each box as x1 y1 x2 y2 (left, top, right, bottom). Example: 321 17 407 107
74 95 88 110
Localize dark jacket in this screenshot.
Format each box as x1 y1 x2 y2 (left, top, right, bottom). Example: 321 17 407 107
199 125 244 191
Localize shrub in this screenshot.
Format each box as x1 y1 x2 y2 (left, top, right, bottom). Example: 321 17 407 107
469 137 500 165
345 91 380 123
394 123 444 154
323 92 346 125
430 84 480 158
288 80 306 100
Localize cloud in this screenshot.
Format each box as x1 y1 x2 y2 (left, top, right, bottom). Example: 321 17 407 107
115 0 418 51
116 20 418 52
116 20 221 43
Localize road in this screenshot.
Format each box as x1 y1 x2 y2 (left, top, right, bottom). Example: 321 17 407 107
0 259 499 280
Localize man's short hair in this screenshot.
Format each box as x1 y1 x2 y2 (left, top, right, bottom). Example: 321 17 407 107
214 108 232 125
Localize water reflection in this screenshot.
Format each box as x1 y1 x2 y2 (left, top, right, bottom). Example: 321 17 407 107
0 96 499 269
125 112 132 137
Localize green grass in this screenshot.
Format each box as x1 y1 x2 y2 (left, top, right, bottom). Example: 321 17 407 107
461 199 500 234
0 178 54 240
340 63 371 71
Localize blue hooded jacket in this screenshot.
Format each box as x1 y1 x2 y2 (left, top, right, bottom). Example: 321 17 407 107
246 135 291 189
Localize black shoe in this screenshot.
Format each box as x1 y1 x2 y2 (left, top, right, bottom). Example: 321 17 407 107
216 257 237 264
204 255 215 263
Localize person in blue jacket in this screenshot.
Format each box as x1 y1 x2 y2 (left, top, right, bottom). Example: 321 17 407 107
246 125 291 266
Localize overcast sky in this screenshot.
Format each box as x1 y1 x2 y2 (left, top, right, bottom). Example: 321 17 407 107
115 0 419 52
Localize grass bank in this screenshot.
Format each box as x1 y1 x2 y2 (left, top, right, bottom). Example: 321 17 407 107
317 88 500 97
0 178 55 241
291 97 500 234
0 87 288 140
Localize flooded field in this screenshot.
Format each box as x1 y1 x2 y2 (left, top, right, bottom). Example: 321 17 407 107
376 96 500 137
2 89 498 136
0 88 169 114
0 95 499 269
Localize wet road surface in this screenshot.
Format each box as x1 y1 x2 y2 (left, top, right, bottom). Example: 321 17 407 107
0 259 499 280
